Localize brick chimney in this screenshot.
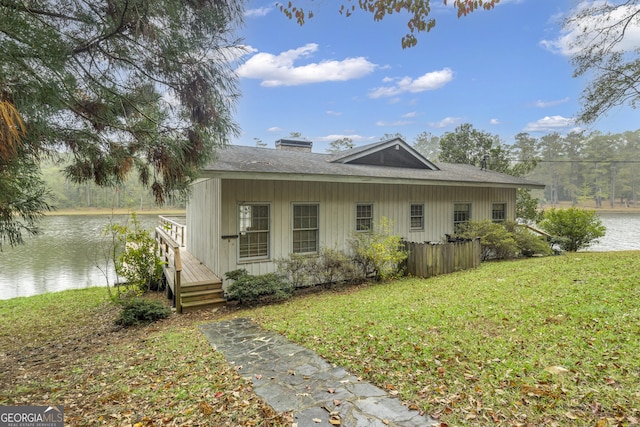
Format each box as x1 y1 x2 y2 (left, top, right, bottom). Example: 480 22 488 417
275 138 313 152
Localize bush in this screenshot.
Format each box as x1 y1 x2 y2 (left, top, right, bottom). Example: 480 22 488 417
277 248 359 289
107 213 164 301
275 253 314 288
456 220 518 261
349 217 408 281
539 208 606 252
456 220 552 260
310 248 359 286
225 269 293 305
115 298 171 327
509 224 554 257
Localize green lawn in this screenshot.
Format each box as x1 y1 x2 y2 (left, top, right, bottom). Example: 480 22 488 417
248 252 640 426
1 252 638 426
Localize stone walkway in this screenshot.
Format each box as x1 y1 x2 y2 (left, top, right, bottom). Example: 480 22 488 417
200 318 435 427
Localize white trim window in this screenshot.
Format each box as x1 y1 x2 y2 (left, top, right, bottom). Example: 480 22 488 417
410 203 424 231
356 203 373 231
293 204 319 254
238 204 270 259
492 203 506 223
453 203 471 231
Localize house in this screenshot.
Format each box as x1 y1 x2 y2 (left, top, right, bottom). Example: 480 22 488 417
185 137 544 283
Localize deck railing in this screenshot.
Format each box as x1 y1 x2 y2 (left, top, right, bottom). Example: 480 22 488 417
155 226 183 313
158 215 186 247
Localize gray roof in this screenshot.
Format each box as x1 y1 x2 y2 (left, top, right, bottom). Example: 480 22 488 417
202 142 545 190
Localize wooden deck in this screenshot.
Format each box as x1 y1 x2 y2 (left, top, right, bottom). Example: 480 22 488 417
156 216 225 313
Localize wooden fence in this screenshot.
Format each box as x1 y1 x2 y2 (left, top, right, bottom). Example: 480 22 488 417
403 238 481 278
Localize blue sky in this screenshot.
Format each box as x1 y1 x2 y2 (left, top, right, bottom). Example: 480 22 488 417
232 1 640 153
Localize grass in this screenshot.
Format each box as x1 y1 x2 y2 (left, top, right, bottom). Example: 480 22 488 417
0 290 290 426
248 252 640 426
1 252 638 426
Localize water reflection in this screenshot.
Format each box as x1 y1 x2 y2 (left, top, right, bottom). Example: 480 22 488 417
0 215 158 300
585 212 640 252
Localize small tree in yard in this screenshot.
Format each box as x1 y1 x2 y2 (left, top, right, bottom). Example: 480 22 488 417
539 208 606 252
349 217 408 281
107 213 164 301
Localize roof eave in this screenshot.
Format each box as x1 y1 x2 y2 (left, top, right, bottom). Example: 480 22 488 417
197 170 545 189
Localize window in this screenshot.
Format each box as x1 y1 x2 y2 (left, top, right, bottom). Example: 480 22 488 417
410 203 424 231
293 204 319 253
453 203 471 231
238 204 269 259
356 203 373 231
492 203 506 223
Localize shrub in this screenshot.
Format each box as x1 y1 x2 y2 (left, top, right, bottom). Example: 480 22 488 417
456 220 553 260
225 269 293 305
456 220 518 261
275 254 314 288
115 298 171 327
349 217 408 281
277 248 360 289
509 224 554 257
309 248 359 287
539 208 606 252
107 213 164 301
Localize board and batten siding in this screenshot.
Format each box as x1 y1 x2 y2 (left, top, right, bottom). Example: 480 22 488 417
186 178 221 275
187 179 515 281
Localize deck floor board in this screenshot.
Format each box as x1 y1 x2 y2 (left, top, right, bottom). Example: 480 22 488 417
165 247 221 287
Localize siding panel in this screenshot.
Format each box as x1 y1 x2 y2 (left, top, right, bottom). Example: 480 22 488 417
189 179 516 284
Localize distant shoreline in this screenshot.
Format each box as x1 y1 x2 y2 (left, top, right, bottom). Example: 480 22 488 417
45 208 186 216
541 201 640 214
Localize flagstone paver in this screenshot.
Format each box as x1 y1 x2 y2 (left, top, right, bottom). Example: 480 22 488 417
200 318 436 427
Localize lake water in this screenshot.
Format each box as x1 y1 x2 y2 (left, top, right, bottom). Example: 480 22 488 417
1 212 639 300
0 215 160 300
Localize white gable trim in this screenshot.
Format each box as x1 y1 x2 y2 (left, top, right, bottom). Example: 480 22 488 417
330 138 439 170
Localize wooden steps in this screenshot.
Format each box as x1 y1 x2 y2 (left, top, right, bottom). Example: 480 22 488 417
156 218 226 313
180 280 226 312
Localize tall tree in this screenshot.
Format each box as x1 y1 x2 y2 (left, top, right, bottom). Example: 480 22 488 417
280 0 499 48
379 132 406 142
0 0 243 245
439 123 510 172
327 137 354 153
565 1 640 123
412 131 440 160
440 123 542 222
1 0 242 198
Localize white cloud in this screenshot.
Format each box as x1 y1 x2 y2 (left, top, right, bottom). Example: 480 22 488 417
369 68 454 98
402 111 418 118
236 43 376 86
428 117 462 129
524 115 575 132
326 110 342 116
375 120 414 126
490 118 501 125
534 97 570 108
245 7 271 17
267 127 284 132
541 1 640 56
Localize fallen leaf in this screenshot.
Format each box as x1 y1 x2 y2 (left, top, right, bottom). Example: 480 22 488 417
312 418 322 423
328 388 335 394
565 412 578 420
545 366 569 375
333 399 341 406
329 414 341 425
